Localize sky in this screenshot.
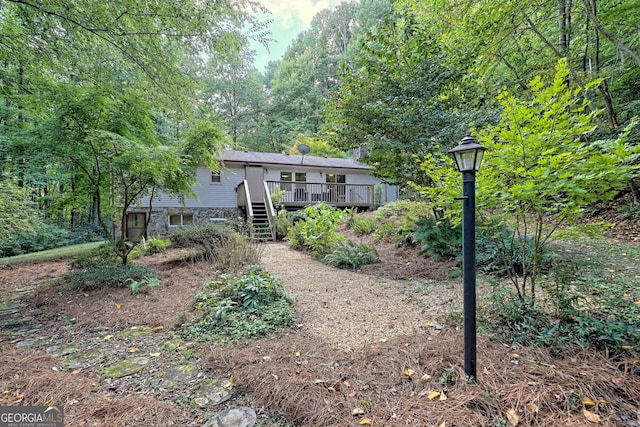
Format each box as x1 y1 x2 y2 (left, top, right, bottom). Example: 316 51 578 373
250 0 343 71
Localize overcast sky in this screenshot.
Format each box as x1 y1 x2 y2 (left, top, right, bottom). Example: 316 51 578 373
251 0 343 71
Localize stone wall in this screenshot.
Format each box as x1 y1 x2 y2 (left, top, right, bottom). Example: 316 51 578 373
132 207 243 238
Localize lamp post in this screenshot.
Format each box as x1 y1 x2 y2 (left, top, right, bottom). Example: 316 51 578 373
448 135 485 379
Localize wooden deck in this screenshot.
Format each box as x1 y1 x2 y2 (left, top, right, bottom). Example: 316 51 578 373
266 181 374 209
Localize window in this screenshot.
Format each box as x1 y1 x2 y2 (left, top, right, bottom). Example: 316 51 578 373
169 214 193 227
280 171 293 190
325 173 345 183
211 171 221 183
294 172 307 182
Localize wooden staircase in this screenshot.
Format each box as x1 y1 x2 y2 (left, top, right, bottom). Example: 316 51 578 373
250 201 275 242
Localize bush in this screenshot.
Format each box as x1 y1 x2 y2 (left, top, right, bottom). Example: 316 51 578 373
61 258 157 291
374 200 432 226
413 218 461 261
182 266 295 343
373 200 433 246
323 241 379 269
169 222 262 269
128 236 170 260
482 270 640 353
286 203 345 256
476 225 554 277
275 209 294 239
352 216 377 235
0 222 69 257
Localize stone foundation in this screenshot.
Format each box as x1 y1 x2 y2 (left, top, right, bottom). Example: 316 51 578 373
134 207 243 238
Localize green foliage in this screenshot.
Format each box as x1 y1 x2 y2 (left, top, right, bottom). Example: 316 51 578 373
128 236 171 260
0 222 69 258
419 60 640 309
289 134 346 158
483 272 640 353
274 209 293 240
413 218 461 261
322 241 379 269
372 200 434 246
352 216 377 235
183 266 295 343
475 225 554 277
169 222 262 269
0 177 40 241
374 200 433 227
61 258 157 291
286 203 345 256
128 276 160 295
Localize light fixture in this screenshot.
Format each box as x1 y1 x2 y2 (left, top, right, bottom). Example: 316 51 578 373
448 135 486 173
448 133 486 381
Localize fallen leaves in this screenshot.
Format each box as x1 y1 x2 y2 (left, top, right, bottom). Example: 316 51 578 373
506 408 520 426
583 409 601 423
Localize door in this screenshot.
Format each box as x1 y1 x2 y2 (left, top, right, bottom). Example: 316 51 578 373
126 213 146 242
245 166 264 202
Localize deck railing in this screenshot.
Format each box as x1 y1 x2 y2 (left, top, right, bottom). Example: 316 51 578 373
266 181 373 208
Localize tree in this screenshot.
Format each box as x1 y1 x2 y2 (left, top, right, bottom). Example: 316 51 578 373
38 85 225 264
325 7 495 186
202 46 268 149
418 59 639 308
289 134 346 158
0 176 40 241
0 0 257 247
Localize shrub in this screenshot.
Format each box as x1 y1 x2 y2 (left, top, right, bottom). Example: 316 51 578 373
128 236 171 260
373 201 433 247
476 225 554 277
322 241 379 269
413 218 461 261
352 216 377 235
169 222 262 269
61 258 157 291
0 222 69 257
182 266 295 343
275 209 294 239
286 203 345 256
374 200 432 226
482 269 640 353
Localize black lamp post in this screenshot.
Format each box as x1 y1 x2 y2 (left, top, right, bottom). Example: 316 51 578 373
448 135 485 379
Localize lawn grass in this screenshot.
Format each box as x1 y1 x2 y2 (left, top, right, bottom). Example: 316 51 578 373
0 241 104 266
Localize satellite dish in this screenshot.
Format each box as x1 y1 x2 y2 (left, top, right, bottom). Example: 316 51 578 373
298 144 311 155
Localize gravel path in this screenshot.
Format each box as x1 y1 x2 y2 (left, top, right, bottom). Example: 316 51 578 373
260 242 460 350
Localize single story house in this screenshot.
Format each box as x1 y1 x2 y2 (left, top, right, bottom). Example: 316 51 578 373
127 149 398 241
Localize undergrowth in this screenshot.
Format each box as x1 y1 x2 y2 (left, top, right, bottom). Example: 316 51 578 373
170 222 263 269
323 241 379 269
182 266 295 344
61 258 157 291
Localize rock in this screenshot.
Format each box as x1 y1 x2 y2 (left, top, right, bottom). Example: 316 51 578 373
205 407 257 427
102 356 151 378
115 325 155 340
195 378 234 407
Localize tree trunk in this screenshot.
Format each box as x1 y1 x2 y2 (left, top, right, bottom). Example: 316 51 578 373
580 0 640 67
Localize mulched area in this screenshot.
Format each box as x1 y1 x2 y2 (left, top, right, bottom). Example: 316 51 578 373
0 208 639 426
212 331 640 426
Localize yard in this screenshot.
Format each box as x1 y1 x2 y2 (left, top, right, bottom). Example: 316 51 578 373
0 217 639 426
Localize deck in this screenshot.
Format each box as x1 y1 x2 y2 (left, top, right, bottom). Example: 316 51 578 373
266 181 374 209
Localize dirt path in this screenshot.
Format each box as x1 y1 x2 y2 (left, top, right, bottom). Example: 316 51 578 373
260 242 460 350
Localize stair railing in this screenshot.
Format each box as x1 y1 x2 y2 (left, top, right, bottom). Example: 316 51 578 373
263 181 277 241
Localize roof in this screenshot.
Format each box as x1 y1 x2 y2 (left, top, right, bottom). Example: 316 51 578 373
222 149 373 170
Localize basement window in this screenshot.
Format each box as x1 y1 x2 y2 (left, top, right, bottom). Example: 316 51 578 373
169 214 193 227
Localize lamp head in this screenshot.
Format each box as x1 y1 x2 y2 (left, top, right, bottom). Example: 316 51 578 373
448 135 486 172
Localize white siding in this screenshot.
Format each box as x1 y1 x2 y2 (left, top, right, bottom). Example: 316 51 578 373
137 165 245 209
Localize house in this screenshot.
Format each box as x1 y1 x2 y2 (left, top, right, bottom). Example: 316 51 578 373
126 149 398 241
